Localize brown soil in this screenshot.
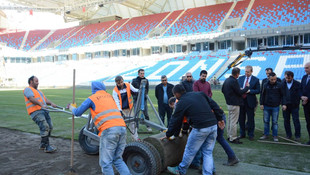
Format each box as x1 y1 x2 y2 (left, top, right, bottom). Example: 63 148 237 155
0 127 101 175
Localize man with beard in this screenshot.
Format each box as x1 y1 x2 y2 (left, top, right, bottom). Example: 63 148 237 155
193 70 212 97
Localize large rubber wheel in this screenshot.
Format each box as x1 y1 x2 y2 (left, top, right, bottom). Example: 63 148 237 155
123 141 161 175
78 126 99 155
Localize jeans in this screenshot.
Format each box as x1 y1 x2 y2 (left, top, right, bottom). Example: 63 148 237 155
192 115 235 171
178 125 217 175
32 110 53 137
283 105 300 138
99 126 131 175
217 115 236 159
263 106 279 136
158 103 173 126
134 97 149 120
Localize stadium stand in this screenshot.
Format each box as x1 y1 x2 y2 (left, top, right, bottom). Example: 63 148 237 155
164 2 232 37
158 10 183 30
219 50 310 81
229 0 250 19
57 21 115 49
104 50 229 82
0 31 26 49
106 12 169 42
23 30 50 51
243 0 310 30
36 27 75 50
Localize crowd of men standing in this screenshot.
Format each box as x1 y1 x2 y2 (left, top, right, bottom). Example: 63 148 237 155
222 63 310 145
23 62 310 175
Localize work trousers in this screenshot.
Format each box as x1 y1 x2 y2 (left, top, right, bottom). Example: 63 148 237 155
227 105 240 141
123 108 139 141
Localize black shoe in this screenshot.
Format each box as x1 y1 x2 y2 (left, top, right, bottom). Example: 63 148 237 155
223 157 239 166
229 139 243 144
249 137 254 141
238 135 245 139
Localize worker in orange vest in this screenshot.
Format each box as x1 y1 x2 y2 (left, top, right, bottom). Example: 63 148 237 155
112 75 139 141
70 81 131 175
23 76 57 153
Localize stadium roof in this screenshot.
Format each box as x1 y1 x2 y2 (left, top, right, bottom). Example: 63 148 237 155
3 0 232 22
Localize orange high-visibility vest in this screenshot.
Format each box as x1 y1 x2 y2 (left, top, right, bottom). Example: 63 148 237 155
113 83 133 110
89 90 125 136
24 86 47 115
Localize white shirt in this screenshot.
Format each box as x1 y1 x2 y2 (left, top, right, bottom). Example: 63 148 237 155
286 81 293 89
243 75 252 88
112 83 139 111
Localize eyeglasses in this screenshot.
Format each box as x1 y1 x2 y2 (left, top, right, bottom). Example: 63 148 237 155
187 76 192 78
161 79 167 81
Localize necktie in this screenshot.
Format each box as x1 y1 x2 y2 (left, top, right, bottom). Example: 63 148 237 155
242 77 249 99
307 75 310 85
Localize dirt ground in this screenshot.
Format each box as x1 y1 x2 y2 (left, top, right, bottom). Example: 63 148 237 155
0 127 102 175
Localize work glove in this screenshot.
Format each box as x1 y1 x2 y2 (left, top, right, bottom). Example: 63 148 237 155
68 103 77 111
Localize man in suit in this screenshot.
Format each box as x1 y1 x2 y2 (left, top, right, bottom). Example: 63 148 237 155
238 65 260 141
301 62 310 145
222 67 249 144
282 71 301 141
155 75 174 126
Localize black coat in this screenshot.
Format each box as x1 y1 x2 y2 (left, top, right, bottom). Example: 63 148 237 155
261 77 282 92
155 83 174 105
260 81 285 107
166 92 223 138
301 74 310 101
222 76 249 106
238 75 260 108
131 76 149 100
181 80 194 92
282 79 302 107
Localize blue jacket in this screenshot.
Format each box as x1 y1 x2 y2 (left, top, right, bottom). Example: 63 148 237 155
72 82 106 116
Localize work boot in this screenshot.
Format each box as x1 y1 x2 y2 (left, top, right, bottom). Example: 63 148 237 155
44 145 57 153
39 142 46 150
39 136 48 150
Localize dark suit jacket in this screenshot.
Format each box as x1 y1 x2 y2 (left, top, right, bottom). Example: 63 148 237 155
301 74 310 104
222 75 249 106
155 83 174 106
282 79 302 107
238 75 260 108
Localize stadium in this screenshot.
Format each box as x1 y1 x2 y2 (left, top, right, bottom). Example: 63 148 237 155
0 0 310 175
